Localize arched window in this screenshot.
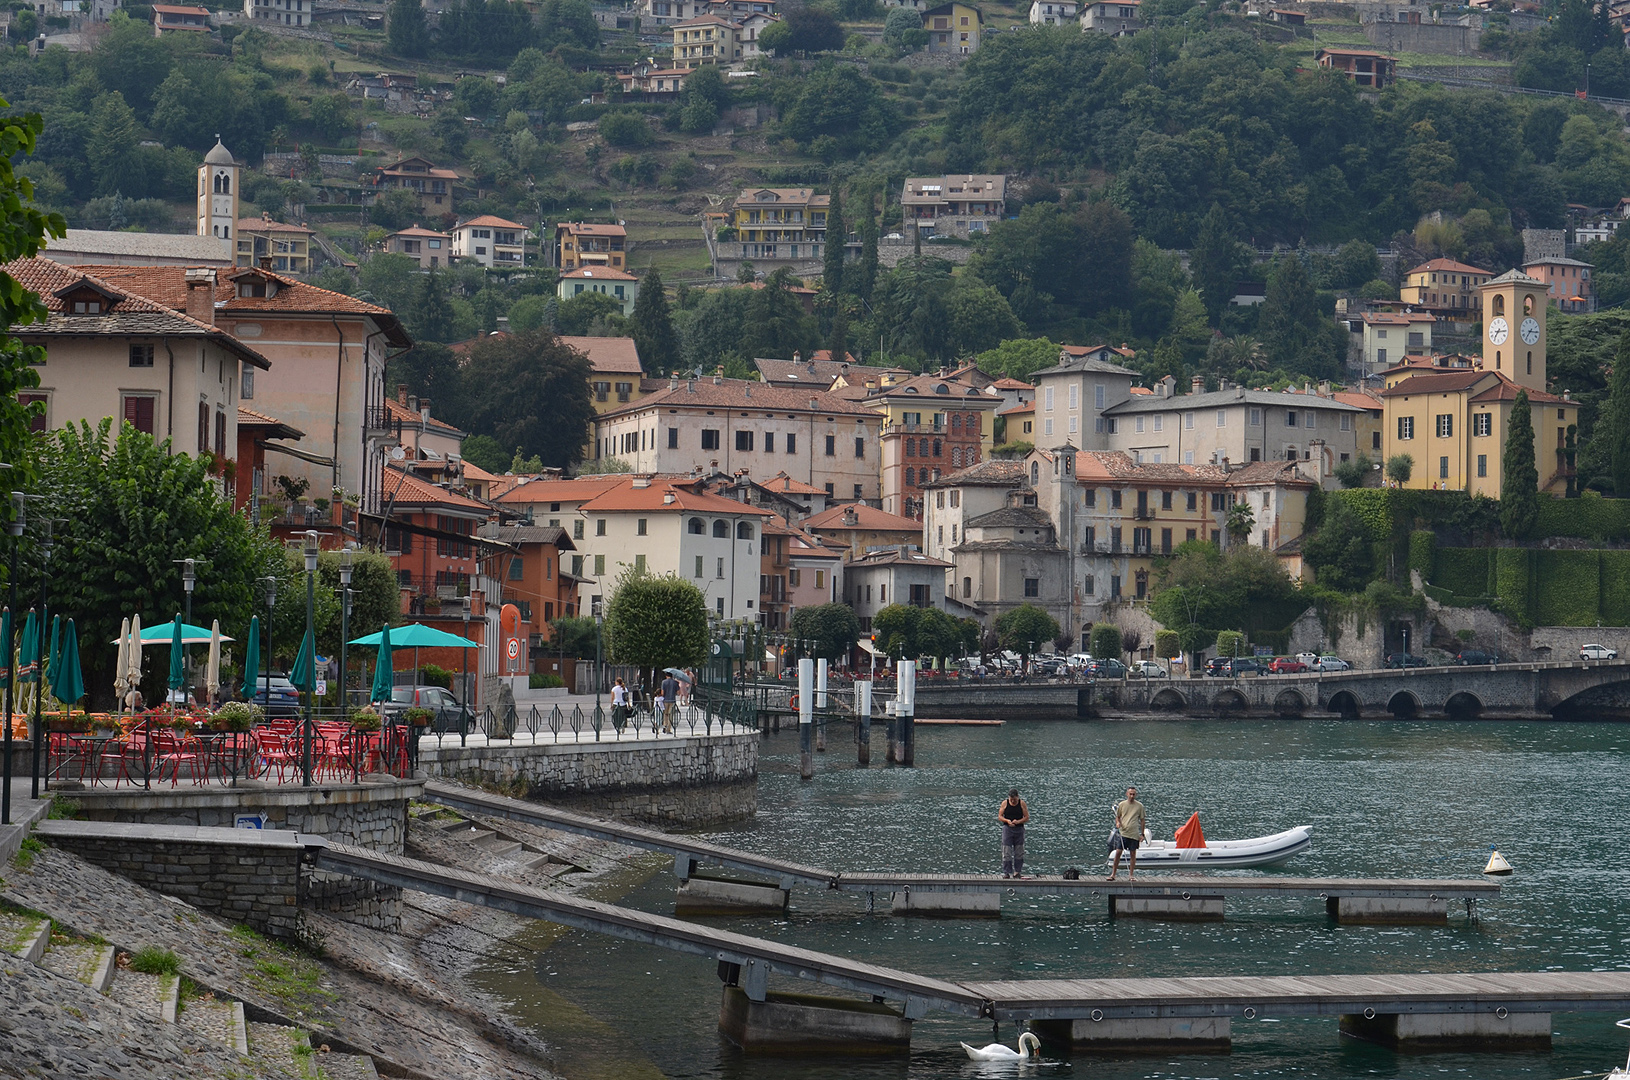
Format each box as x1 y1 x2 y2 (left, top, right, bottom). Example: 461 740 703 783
688 517 705 534
906 466 916 487
1030 461 1040 485
1492 294 1505 317
932 439 942 457
712 519 729 537
951 413 962 432
736 521 753 540
904 437 914 458
1523 295 1534 315
967 447 978 464
951 447 962 467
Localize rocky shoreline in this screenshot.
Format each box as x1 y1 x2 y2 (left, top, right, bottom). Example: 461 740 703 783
0 784 667 1079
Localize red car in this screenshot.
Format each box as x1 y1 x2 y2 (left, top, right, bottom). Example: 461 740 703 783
1268 657 1307 674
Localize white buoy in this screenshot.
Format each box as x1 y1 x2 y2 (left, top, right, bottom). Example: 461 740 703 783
1483 847 1513 876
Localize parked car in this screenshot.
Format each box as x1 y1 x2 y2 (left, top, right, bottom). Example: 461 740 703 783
1087 658 1128 678
1294 652 1320 668
1067 653 1094 669
386 685 469 734
1385 653 1429 669
1204 657 1231 677
246 673 302 719
1268 657 1307 674
1033 657 1069 677
1455 649 1500 666
1220 658 1265 677
1130 660 1168 679
1580 643 1619 661
1311 655 1351 672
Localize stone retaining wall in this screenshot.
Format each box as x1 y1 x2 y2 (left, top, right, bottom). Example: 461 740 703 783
417 734 757 826
63 779 421 853
34 821 305 939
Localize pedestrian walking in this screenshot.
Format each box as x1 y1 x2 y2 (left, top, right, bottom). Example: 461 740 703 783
611 677 629 733
1106 786 1146 881
997 788 1029 879
660 671 679 734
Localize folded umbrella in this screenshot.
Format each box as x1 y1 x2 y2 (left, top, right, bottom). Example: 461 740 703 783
370 623 393 704
126 614 141 709
114 616 129 711
239 616 260 700
289 625 317 694
206 619 222 702
53 620 84 714
16 609 38 718
167 614 185 693
46 615 60 705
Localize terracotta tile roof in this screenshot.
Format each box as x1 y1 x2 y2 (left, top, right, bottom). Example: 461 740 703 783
1333 389 1383 410
387 226 452 239
236 217 314 235
803 502 922 532
3 258 273 369
559 335 642 374
459 461 502 483
863 371 1000 404
1128 386 1153 395
578 478 773 515
72 264 410 346
494 475 627 504
997 402 1034 416
924 458 1027 488
599 378 878 419
1468 376 1568 405
457 215 525 231
384 397 463 434
560 267 638 281
1224 460 1315 487
991 377 1033 390
381 467 492 512
1407 258 1492 276
760 471 825 496
559 222 627 237
1073 450 1228 484
237 405 305 440
1377 370 1493 397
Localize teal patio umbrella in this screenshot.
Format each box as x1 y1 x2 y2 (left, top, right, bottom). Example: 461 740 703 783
111 623 233 645
16 609 38 720
45 615 60 703
167 615 185 695
0 607 11 698
51 620 84 714
289 625 317 694
369 623 393 704
240 616 260 700
348 624 481 649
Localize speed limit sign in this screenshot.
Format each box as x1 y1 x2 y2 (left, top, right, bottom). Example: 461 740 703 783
506 638 520 660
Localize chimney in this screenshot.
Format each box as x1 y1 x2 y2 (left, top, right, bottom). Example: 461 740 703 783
744 385 751 398
713 374 723 385
420 400 431 424
631 475 651 489
663 490 676 504
183 268 216 326
1219 377 1230 391
397 383 408 405
669 374 679 390
1191 375 1205 395
686 380 696 393
408 395 419 413
258 256 273 270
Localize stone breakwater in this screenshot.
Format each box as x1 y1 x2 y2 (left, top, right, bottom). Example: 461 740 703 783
418 732 758 826
64 777 421 852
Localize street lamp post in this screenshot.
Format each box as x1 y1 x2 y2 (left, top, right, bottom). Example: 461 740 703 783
301 530 317 787
175 558 195 705
258 575 277 711
31 518 55 799
592 596 603 730
460 594 472 747
4 491 26 824
338 545 354 717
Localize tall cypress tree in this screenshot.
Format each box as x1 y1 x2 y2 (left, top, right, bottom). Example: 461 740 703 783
1610 330 1630 497
1190 202 1245 326
1501 389 1540 539
828 299 849 366
387 0 429 56
822 189 844 294
630 266 680 375
855 187 878 302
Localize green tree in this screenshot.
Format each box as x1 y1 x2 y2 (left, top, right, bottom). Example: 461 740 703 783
1190 203 1248 325
388 0 430 56
33 420 282 707
1259 255 1330 374
604 568 709 683
1386 453 1414 485
827 301 849 369
599 111 653 148
547 614 601 658
0 99 67 501
460 434 510 474
822 189 845 294
450 329 596 467
1610 329 1630 496
1088 623 1121 662
1154 629 1180 661
1501 388 1540 539
790 602 861 661
630 266 680 374
1334 453 1370 489
883 5 927 50
975 338 1059 381
855 190 878 301
947 279 1022 357
1225 501 1256 545
1300 494 1375 591
413 267 458 344
87 92 141 197
1215 629 1246 659
994 604 1060 663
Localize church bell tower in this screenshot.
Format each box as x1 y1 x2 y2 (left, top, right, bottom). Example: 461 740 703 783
197 136 240 253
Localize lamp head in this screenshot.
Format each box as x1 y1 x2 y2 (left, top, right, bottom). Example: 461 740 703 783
339 542 355 585
303 530 319 572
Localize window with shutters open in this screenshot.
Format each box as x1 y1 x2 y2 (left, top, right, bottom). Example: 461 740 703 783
122 395 155 435
198 402 210 454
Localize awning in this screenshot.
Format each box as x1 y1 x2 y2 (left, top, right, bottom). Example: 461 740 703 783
857 639 884 658
258 440 336 467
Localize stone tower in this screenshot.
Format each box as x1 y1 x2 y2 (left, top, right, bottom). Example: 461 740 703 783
197 136 240 249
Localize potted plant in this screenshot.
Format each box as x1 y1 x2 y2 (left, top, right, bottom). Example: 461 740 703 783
403 706 434 729
349 707 381 732
211 701 261 733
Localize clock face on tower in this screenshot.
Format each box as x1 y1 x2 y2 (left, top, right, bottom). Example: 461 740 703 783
1488 317 1509 346
1520 317 1540 346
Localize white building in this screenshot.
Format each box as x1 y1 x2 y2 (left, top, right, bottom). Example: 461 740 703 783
1029 0 1077 23
243 0 310 26
1080 0 1140 32
451 215 526 269
843 547 953 633
557 267 640 315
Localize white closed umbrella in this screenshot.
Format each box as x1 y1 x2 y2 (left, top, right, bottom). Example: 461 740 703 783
205 619 222 704
126 613 142 710
113 616 130 714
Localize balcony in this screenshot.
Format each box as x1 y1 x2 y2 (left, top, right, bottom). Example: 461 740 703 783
364 406 402 440
1133 508 1155 520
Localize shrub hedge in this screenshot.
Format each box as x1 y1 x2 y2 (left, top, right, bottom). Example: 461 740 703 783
1434 547 1492 598
1601 550 1630 626
1495 548 1533 628
1533 550 1601 627
1332 489 1392 543
1408 530 1436 578
1536 494 1630 543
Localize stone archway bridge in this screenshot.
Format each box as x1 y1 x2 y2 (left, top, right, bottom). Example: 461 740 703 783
910 660 1630 721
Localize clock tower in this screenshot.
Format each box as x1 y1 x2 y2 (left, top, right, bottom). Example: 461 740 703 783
1477 269 1548 394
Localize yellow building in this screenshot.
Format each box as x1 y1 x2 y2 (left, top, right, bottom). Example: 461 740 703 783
1380 270 1576 495
863 370 1000 520
234 214 314 274
922 1 981 52
1399 257 1492 315
673 14 740 66
727 187 830 264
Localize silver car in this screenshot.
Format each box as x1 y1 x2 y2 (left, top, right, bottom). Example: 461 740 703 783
1311 655 1351 672
1580 644 1618 661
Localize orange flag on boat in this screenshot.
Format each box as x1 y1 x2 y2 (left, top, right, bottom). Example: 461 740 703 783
1174 812 1207 849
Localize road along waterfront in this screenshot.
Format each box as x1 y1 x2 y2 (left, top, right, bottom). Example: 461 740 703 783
468 716 1630 1080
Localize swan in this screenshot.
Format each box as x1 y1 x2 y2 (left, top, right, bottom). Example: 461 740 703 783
960 1031 1041 1061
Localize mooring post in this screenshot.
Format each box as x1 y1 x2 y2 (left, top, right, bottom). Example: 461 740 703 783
815 658 828 752
799 658 814 780
856 679 872 766
885 690 898 764
898 660 916 767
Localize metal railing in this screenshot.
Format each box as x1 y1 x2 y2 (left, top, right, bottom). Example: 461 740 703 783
451 693 763 745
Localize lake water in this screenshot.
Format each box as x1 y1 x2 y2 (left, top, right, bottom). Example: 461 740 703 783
467 718 1630 1080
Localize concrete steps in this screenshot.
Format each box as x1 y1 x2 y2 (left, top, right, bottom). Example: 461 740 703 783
250 1022 380 1080
427 808 584 871
39 939 115 991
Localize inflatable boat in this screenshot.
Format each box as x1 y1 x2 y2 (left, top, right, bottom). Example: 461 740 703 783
1109 816 1312 869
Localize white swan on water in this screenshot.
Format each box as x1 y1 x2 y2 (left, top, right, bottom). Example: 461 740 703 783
961 1031 1041 1061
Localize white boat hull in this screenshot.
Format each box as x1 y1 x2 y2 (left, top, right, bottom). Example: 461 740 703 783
1108 825 1313 869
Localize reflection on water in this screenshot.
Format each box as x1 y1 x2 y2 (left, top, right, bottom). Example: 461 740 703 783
467 717 1630 1080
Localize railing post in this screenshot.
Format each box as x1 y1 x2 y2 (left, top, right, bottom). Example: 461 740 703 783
798 658 814 781
815 658 828 753
898 660 916 767
856 680 872 767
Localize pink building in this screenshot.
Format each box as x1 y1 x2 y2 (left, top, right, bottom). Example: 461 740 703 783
1522 257 1594 314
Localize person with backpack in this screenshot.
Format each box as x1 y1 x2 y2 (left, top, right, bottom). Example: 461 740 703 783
997 788 1030 879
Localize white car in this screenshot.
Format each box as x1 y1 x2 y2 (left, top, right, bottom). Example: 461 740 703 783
1130 660 1168 679
1580 644 1619 661
1294 652 1320 668
1312 655 1351 672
